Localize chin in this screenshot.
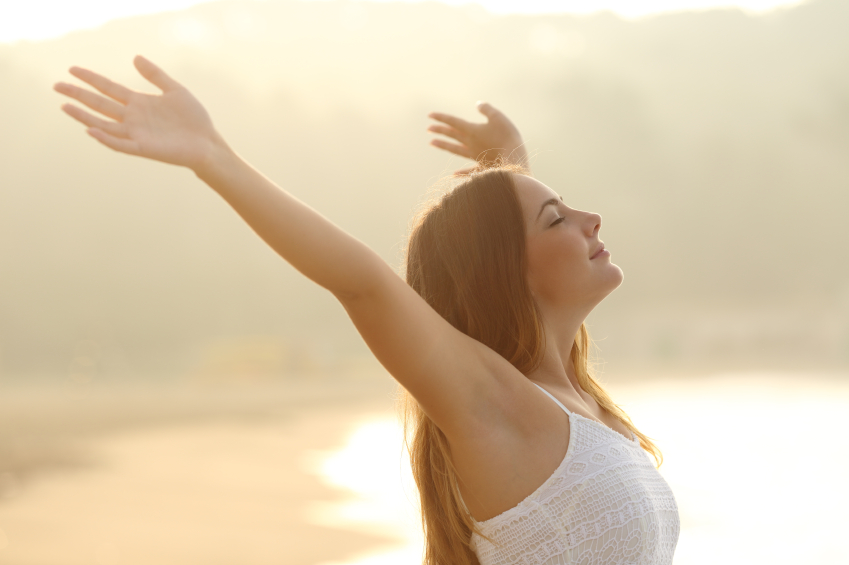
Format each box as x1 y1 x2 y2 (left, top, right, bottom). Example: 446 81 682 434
611 263 625 287
584 267 624 307
604 262 625 292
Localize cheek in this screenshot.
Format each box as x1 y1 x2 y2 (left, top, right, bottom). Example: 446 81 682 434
525 233 585 295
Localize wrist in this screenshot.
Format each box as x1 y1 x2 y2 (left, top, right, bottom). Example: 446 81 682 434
193 132 238 183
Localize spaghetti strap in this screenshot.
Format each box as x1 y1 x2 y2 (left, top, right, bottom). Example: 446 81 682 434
532 383 572 416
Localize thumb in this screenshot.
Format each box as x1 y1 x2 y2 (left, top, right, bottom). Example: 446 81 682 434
134 55 180 92
476 101 501 121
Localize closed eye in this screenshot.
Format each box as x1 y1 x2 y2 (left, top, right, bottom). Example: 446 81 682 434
549 217 565 227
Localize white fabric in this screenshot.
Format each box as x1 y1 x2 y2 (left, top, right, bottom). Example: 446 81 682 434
470 384 679 565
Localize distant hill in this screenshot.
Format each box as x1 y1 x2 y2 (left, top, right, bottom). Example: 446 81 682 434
1 0 847 379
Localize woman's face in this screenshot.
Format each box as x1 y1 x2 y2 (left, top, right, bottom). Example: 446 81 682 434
514 174 624 313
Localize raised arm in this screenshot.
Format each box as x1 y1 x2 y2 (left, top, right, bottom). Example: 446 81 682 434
54 57 522 438
54 56 384 301
428 102 529 175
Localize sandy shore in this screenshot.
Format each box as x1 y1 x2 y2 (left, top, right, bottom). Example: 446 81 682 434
0 376 404 565
3 372 848 565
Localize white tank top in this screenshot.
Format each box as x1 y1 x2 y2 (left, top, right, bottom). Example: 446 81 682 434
470 384 680 565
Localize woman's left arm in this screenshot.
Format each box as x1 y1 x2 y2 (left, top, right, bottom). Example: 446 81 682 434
428 102 529 175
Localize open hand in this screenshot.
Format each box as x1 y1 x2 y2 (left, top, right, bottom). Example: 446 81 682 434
428 102 529 176
54 56 224 173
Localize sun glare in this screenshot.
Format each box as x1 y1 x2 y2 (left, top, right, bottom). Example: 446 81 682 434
2 0 807 44
304 378 849 565
1 0 209 43
302 417 424 565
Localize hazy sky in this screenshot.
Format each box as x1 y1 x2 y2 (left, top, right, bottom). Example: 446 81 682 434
2 0 806 43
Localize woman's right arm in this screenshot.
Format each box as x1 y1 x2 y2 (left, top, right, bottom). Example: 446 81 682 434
54 57 523 437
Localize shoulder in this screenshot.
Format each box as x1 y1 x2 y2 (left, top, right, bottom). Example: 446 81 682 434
442 363 572 455
445 373 574 521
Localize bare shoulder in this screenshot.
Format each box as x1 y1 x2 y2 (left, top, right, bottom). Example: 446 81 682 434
447 363 572 446
424 336 570 443
342 268 566 454
444 370 574 522
343 270 554 439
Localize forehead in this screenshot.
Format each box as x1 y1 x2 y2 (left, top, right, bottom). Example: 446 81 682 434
512 175 561 221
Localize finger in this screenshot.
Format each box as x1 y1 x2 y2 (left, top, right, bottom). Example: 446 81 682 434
429 138 473 159
61 103 128 138
476 101 503 122
69 66 133 104
54 82 124 120
426 123 468 144
428 112 473 132
86 128 140 156
133 55 180 92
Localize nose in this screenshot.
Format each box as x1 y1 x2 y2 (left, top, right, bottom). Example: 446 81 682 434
585 212 601 237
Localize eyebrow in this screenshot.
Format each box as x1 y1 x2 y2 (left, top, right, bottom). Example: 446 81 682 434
536 197 563 222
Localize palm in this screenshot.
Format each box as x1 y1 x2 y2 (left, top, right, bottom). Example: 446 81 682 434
54 56 219 171
427 102 529 175
123 88 215 167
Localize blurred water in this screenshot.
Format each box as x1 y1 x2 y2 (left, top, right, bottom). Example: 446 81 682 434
305 374 849 565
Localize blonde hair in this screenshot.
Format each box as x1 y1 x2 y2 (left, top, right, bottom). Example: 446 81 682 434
401 167 661 565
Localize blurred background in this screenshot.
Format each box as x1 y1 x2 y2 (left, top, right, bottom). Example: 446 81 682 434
0 0 847 563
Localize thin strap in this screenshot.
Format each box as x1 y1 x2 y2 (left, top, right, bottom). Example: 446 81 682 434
532 383 572 416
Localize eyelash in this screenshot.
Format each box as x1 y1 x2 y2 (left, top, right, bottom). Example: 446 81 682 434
550 217 565 227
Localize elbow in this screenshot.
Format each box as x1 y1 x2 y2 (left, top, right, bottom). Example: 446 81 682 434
333 264 399 306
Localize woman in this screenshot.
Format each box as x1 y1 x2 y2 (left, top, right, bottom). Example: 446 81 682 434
54 57 679 565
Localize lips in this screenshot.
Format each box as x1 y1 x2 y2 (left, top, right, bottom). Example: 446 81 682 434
590 243 606 259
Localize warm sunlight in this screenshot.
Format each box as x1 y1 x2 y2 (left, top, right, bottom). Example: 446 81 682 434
2 0 807 43
2 0 204 43
3 0 846 562
310 378 849 565
303 417 424 565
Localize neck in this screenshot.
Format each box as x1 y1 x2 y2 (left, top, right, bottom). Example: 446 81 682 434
527 303 591 394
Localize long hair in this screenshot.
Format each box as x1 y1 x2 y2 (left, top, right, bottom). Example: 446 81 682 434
401 166 661 565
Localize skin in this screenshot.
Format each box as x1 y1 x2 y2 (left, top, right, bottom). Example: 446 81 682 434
518 173 625 411
427 102 529 175
429 173 630 521
427 112 630 521
54 58 629 523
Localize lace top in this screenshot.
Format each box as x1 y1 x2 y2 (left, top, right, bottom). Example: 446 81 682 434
470 384 680 565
